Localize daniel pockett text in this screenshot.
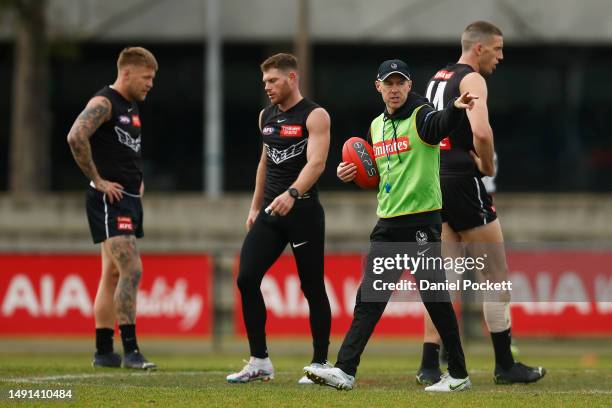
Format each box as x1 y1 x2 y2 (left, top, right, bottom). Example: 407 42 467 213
360 242 513 303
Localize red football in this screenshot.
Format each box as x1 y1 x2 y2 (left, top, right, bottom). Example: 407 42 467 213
342 137 380 189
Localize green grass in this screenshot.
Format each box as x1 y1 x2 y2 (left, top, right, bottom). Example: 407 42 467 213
0 340 611 407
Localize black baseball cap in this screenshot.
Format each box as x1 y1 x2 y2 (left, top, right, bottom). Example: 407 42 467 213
377 59 411 81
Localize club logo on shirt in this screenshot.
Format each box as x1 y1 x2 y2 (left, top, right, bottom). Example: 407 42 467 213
262 126 274 135
131 115 141 127
115 126 141 152
373 137 411 159
118 115 131 125
416 230 428 245
264 138 308 164
117 216 134 231
280 125 303 137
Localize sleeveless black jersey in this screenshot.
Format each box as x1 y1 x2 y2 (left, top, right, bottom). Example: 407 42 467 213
90 86 143 194
260 98 320 201
425 63 480 177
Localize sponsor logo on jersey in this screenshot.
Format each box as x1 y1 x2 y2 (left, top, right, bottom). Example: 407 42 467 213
117 216 133 231
373 137 411 159
262 126 274 135
264 138 308 164
115 126 141 152
280 125 303 137
433 70 455 80
440 137 452 150
119 115 131 125
131 115 141 127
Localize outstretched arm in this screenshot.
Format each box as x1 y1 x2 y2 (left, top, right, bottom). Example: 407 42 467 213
416 92 478 145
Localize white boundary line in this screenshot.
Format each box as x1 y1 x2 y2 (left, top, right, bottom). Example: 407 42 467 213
0 370 299 384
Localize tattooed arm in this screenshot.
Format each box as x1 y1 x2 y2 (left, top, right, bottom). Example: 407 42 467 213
67 96 124 203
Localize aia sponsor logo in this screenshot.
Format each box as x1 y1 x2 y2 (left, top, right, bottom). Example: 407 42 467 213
1 274 204 330
118 115 131 125
131 115 141 127
434 70 455 80
373 137 411 159
440 137 452 150
117 216 133 231
280 125 302 137
262 126 274 135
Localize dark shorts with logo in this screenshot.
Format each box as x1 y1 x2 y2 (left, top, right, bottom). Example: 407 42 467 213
86 185 144 244
441 176 497 233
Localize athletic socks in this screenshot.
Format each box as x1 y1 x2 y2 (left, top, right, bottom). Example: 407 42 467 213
490 328 514 370
421 342 441 369
95 328 114 355
119 324 139 354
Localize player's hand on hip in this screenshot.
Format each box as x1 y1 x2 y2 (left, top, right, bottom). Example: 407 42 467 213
245 208 259 231
268 191 295 216
337 162 357 183
94 178 124 203
454 91 479 110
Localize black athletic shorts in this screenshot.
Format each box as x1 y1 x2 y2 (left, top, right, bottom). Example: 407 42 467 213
86 185 144 244
441 176 497 232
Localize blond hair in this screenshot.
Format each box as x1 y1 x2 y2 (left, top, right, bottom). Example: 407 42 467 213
117 46 158 71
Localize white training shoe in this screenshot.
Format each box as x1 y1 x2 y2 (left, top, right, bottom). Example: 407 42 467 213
424 372 471 392
298 362 333 384
303 365 355 391
226 357 274 383
298 375 314 384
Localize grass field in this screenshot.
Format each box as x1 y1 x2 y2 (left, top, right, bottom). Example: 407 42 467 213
1 339 611 407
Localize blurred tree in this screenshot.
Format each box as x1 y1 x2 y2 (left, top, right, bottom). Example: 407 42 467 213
2 0 51 193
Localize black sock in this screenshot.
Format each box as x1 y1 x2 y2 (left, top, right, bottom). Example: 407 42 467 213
247 334 268 359
490 328 514 370
421 342 441 369
119 324 139 354
95 328 114 355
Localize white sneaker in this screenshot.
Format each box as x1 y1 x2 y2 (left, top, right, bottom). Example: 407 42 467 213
298 362 333 384
424 372 471 392
226 357 274 383
303 365 355 391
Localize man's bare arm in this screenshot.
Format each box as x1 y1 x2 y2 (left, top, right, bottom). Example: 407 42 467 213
290 107 330 194
266 107 330 216
460 72 495 176
245 110 268 230
67 96 124 202
67 96 111 182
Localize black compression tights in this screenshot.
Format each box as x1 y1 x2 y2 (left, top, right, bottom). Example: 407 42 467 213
237 200 331 363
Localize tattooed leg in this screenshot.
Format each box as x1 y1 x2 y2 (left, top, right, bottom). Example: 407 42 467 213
94 244 120 328
105 235 142 325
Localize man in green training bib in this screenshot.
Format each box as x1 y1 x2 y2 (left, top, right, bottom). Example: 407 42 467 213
304 59 477 392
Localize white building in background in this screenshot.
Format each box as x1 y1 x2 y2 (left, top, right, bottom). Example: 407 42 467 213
1 0 612 43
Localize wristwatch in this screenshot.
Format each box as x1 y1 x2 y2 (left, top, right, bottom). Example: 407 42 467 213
288 187 300 199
